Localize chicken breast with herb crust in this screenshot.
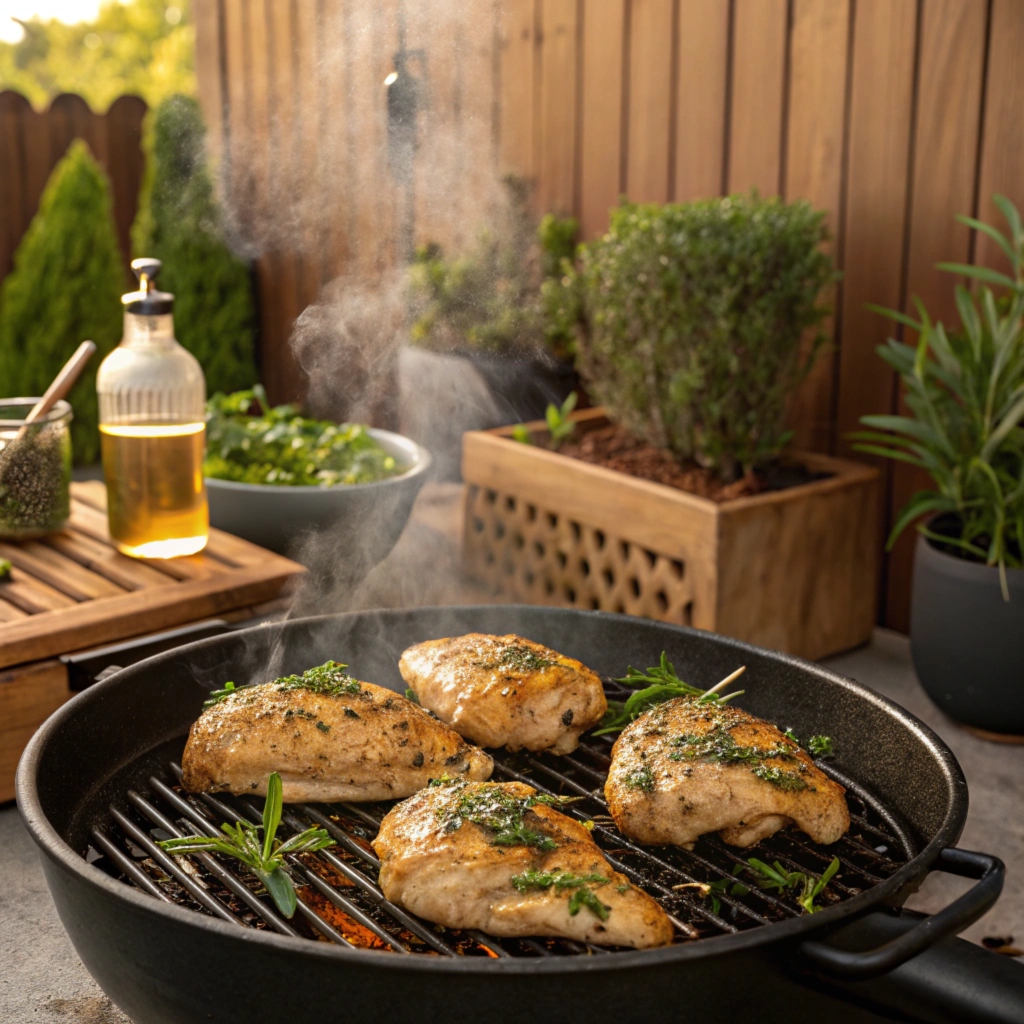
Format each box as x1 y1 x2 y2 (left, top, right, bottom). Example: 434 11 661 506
605 696 849 849
373 779 673 948
399 634 607 753
182 661 493 802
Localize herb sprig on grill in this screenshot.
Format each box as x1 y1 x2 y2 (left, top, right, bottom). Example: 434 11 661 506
740 856 841 914
593 653 746 736
156 772 334 918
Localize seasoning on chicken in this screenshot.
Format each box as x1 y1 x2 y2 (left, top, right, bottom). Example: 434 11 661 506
605 696 849 849
398 634 608 754
373 779 674 949
181 661 493 802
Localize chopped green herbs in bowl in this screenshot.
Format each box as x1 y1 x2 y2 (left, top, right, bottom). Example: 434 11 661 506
202 387 432 556
204 386 405 486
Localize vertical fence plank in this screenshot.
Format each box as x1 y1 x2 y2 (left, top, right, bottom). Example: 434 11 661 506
578 0 624 238
835 0 918 457
499 0 537 183
975 0 1024 270
674 0 729 203
193 0 225 168
408 0 462 254
320 0 354 279
461 0 501 238
833 0 918 623
783 0 850 453
221 0 251 237
104 95 147 270
727 0 787 195
536 0 579 217
0 92 30 282
625 0 675 203
886 0 988 631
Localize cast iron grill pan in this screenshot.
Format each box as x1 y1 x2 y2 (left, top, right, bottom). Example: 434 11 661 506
85 673 914 957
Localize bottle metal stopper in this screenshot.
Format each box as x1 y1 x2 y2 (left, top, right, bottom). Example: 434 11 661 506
122 257 174 314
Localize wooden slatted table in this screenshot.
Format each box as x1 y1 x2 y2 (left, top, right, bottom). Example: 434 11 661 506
0 480 303 801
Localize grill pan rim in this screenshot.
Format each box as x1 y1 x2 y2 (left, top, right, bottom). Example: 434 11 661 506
17 606 969 975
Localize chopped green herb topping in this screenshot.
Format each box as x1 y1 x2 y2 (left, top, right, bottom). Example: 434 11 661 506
202 661 360 710
203 681 237 709
751 764 808 791
511 869 611 921
623 766 655 791
668 726 797 766
437 782 579 851
783 729 835 758
0 558 11 581
404 688 420 704
807 735 834 757
316 721 330 733
478 642 556 673
272 661 360 697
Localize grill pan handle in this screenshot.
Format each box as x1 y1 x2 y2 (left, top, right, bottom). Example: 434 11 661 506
799 847 1004 979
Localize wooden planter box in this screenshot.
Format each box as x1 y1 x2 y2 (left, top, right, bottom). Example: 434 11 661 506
462 409 880 660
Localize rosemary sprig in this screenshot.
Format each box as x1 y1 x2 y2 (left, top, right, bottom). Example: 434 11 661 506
740 856 841 914
592 652 746 736
156 772 334 918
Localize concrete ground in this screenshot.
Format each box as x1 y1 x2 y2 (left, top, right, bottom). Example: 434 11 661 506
1 487 1021 1022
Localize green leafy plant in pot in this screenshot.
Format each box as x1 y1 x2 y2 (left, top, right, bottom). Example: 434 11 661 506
407 177 579 421
853 195 1024 738
569 192 835 483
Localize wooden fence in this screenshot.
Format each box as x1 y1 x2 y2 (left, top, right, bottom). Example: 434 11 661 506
194 0 1024 631
0 91 147 281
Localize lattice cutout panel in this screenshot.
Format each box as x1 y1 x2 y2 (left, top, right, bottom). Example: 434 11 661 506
464 486 694 626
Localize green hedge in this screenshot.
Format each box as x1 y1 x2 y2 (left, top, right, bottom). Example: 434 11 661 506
132 94 257 396
0 140 124 464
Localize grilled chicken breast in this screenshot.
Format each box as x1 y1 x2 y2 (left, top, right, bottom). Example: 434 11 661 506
399 634 607 754
182 661 493 802
605 697 849 849
373 779 673 949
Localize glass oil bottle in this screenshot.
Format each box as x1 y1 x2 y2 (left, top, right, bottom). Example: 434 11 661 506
97 258 209 558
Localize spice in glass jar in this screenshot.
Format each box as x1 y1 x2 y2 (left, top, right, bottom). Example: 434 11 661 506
0 399 73 539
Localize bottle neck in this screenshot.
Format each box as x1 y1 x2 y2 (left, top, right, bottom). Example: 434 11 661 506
122 311 176 347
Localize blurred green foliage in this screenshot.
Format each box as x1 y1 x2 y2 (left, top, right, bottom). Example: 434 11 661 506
569 193 835 482
0 0 194 111
408 177 579 361
0 140 124 464
132 94 257 396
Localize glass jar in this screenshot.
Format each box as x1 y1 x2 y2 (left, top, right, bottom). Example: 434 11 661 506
96 258 209 558
0 398 73 539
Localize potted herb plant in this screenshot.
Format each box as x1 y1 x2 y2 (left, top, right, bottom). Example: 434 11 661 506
853 196 1024 738
462 193 880 660
400 178 578 476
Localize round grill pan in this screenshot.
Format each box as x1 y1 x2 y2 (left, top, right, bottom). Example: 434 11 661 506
17 607 1010 1023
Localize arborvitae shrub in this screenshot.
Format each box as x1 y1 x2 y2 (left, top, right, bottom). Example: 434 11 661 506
132 94 257 395
0 139 124 464
574 193 835 481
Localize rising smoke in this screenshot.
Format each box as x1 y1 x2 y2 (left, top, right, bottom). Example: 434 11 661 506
211 0 517 614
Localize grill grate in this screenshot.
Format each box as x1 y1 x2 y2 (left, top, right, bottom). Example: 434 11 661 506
86 702 913 957
88 659 917 954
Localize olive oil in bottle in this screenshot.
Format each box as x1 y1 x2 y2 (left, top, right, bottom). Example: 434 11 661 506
96 259 209 558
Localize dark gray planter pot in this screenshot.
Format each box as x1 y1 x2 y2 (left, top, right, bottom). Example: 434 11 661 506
910 530 1024 737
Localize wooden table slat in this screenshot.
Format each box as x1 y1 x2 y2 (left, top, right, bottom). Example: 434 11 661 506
0 483 304 670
